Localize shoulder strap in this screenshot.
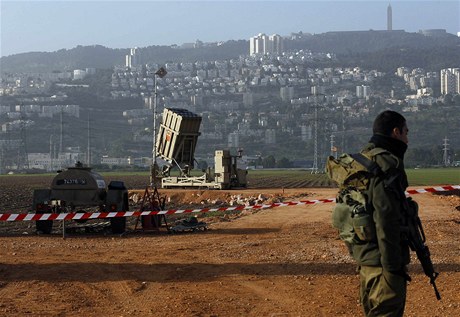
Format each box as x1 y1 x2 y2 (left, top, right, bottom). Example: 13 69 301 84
349 153 382 176
365 147 401 170
366 147 389 157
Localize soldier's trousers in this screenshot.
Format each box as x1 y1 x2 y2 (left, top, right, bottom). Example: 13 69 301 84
359 266 407 317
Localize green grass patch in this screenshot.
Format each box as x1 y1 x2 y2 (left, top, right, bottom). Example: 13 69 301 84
100 171 150 177
0 173 54 178
405 168 460 186
247 168 460 187
0 167 458 187
247 169 321 177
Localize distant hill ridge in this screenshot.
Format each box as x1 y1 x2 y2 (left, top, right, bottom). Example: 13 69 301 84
1 30 459 73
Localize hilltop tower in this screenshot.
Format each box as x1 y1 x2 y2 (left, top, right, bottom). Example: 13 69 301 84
387 4 393 31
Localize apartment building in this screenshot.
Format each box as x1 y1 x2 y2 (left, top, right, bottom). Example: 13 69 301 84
356 85 371 98
249 33 284 55
440 68 460 95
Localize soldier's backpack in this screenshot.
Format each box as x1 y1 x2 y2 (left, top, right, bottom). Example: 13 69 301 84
326 148 388 249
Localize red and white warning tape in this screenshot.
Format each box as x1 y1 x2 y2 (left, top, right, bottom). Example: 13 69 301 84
405 185 460 195
0 185 458 222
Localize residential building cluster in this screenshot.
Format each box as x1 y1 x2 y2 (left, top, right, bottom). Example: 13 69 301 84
114 53 387 127
27 150 83 171
1 41 458 172
396 66 439 92
110 47 456 159
0 72 68 96
20 150 153 172
0 68 95 96
394 67 460 108
112 49 335 101
1 104 79 132
115 57 378 151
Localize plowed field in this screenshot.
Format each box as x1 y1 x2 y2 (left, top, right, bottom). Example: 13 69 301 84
0 174 459 316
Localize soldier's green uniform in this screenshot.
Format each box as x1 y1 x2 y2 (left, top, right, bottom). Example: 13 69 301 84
351 134 410 317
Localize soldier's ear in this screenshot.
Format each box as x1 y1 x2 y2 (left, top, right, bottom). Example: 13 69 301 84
391 127 401 139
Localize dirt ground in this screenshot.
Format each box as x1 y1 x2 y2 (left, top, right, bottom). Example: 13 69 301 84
0 176 459 316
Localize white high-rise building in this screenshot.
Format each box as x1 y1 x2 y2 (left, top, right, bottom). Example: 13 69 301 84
356 85 371 98
249 33 284 55
250 33 267 55
73 69 87 80
440 68 460 95
126 47 141 68
268 34 283 54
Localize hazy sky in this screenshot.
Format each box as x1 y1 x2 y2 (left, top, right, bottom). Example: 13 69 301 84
1 0 459 57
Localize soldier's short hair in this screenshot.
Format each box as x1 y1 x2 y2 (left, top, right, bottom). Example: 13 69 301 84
373 110 406 136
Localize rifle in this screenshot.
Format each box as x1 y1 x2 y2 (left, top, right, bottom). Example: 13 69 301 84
403 198 441 300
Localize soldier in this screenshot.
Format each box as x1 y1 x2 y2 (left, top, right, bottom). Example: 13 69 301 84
354 110 410 316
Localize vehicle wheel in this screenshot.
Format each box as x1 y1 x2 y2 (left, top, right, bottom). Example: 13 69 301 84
110 217 126 234
36 220 53 234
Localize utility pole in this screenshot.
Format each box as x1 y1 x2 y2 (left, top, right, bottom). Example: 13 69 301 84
49 135 53 172
150 73 158 187
59 110 64 155
0 145 4 174
341 103 346 153
18 109 29 170
150 67 167 187
442 137 450 166
330 134 337 158
87 112 91 166
311 101 319 174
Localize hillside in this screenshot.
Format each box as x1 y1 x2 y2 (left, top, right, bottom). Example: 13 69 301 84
0 41 248 73
290 30 460 54
1 31 459 73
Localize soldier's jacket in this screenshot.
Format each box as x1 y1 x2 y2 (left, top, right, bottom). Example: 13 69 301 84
350 142 411 272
